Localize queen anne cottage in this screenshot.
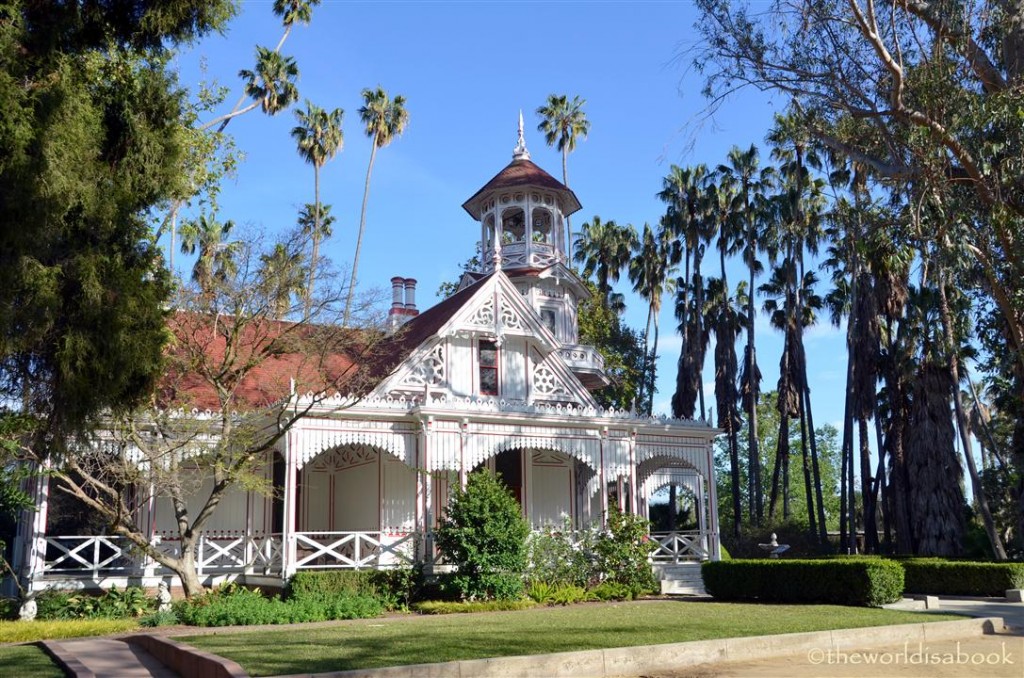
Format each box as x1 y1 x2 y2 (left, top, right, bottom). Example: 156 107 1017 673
11 123 720 595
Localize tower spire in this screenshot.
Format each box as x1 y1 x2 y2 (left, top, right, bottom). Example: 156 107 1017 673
513 109 530 160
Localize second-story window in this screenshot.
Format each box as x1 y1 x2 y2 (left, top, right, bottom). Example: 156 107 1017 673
479 340 499 396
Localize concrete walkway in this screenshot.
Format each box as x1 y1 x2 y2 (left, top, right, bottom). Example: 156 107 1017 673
37 596 1024 677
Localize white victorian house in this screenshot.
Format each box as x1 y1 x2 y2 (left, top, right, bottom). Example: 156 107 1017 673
10 128 720 595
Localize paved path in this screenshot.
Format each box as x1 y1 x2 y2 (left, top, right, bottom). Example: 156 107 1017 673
46 638 178 677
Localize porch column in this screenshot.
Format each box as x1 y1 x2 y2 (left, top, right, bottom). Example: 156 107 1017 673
628 430 638 515
458 419 468 489
599 428 608 529
706 444 721 560
281 432 298 580
696 474 708 558
417 416 434 565
19 460 50 593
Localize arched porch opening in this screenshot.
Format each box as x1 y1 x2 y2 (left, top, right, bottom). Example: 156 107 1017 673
469 446 597 530
638 458 717 562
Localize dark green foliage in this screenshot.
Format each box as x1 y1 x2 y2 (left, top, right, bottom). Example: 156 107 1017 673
702 559 904 607
525 521 597 588
410 599 536 615
588 581 645 601
0 0 232 441
578 281 652 410
35 586 154 620
139 609 179 627
594 506 658 593
173 583 383 627
0 598 16 620
286 567 422 610
525 581 592 605
434 470 530 600
900 560 1024 597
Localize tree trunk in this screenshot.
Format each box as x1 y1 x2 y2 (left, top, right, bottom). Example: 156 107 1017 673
840 353 853 552
668 484 677 531
938 282 1007 559
860 417 879 552
346 137 379 326
798 380 816 538
745 207 762 524
647 314 660 416
305 164 321 318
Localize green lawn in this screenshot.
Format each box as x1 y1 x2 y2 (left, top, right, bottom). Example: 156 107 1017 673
179 600 964 676
0 644 65 678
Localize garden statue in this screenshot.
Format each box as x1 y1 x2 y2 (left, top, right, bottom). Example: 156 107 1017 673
157 581 172 612
18 597 37 622
757 533 790 559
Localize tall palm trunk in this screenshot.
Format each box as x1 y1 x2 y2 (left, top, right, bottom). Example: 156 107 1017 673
647 313 660 415
938 280 1007 559
744 205 762 524
346 136 379 326
694 245 707 420
840 333 855 552
638 304 654 412
673 249 696 419
305 165 322 317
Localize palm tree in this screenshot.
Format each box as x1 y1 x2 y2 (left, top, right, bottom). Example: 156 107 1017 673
259 242 306 317
706 276 745 537
536 94 590 258
573 216 636 304
346 86 409 326
179 215 238 296
718 144 771 524
659 164 713 420
292 101 343 316
629 220 678 414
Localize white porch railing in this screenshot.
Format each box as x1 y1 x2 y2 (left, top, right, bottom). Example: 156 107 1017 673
293 531 417 570
649 530 710 563
41 534 283 577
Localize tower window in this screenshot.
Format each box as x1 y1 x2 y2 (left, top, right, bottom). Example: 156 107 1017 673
502 208 525 243
479 340 499 396
532 208 552 244
540 308 557 335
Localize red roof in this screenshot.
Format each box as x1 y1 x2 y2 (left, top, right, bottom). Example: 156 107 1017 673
462 158 582 219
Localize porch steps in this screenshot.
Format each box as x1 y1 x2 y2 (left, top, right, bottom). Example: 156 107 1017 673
653 562 706 596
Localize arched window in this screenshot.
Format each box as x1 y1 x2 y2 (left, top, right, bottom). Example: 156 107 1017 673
501 207 525 243
483 214 496 252
531 208 552 244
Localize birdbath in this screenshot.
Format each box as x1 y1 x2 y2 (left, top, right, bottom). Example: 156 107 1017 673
757 533 790 559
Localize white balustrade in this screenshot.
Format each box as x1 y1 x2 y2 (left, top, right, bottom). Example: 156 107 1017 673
292 531 417 570
649 530 710 563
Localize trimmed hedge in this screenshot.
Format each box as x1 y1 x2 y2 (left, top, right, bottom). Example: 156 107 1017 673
286 568 421 610
901 560 1024 597
702 559 904 607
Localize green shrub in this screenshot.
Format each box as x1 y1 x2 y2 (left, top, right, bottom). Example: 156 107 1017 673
900 560 1024 596
35 586 154 620
0 618 139 643
526 581 592 605
139 609 178 627
434 470 530 600
174 583 383 627
411 599 536 615
526 520 598 588
594 506 658 593
589 581 642 601
0 598 16 621
702 559 904 607
287 567 423 611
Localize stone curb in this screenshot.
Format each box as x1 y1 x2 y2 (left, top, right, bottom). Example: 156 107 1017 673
39 640 97 678
272 617 1001 678
124 634 248 678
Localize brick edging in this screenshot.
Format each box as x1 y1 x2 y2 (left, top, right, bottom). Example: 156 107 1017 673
124 634 248 678
39 640 96 678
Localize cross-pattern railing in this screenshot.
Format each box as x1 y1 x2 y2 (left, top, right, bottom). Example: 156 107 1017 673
293 531 417 570
649 530 710 563
41 533 283 577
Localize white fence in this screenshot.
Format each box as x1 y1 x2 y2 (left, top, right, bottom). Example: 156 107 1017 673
649 530 710 563
41 534 284 577
293 531 417 570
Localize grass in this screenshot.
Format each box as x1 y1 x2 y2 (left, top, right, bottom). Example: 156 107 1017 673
0 644 65 678
0 618 139 643
179 600 964 676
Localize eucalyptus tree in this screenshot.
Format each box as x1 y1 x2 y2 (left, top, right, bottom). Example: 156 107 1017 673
660 164 713 421
718 145 772 524
574 216 637 306
346 87 409 325
292 101 344 316
629 221 678 414
536 94 591 256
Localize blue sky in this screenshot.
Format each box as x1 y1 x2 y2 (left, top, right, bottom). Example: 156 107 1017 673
168 0 849 430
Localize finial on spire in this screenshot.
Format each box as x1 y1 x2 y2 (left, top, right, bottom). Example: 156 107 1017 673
513 109 530 160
